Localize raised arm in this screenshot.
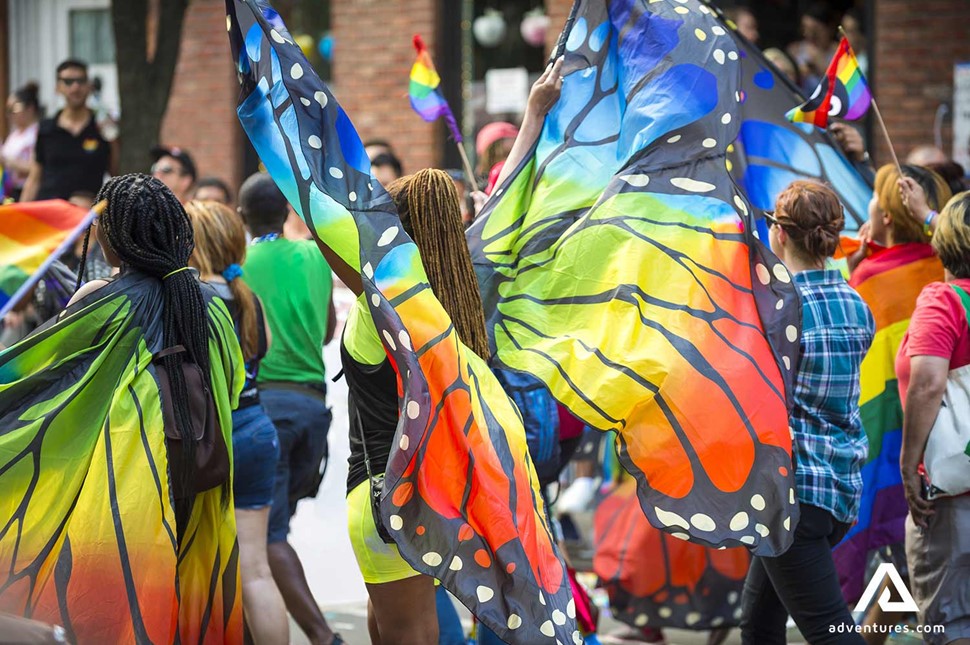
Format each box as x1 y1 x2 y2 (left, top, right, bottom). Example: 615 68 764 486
490 56 565 192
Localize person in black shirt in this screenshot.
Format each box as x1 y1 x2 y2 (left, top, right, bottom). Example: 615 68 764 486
20 59 114 202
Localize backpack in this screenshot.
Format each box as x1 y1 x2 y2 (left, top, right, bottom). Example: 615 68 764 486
492 368 561 486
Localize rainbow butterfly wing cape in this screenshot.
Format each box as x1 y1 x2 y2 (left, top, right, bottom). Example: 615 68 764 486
725 27 871 235
0 273 244 643
594 479 750 630
225 1 575 642
833 244 944 602
786 36 871 128
0 200 91 316
469 0 800 555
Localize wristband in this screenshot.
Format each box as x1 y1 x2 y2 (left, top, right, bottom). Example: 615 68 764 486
923 210 938 236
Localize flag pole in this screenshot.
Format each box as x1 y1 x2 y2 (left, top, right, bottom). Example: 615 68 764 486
456 141 479 192
870 99 903 175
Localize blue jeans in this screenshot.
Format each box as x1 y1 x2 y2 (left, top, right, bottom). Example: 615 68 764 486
260 386 332 543
230 404 279 509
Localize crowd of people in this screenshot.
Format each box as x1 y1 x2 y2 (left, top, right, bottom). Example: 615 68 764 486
2 1 970 642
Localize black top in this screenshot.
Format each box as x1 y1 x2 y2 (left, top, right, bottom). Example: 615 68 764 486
35 110 110 200
211 282 268 409
341 338 399 494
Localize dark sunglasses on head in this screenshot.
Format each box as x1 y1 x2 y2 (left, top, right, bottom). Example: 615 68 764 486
763 210 779 226
58 77 88 87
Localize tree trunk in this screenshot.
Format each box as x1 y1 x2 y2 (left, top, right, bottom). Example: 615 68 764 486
112 0 189 174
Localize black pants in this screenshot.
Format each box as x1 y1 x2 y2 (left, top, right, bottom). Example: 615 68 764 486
740 504 865 644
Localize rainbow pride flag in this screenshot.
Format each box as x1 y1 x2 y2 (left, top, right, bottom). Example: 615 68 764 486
0 200 91 316
409 34 463 142
833 243 944 602
787 37 871 128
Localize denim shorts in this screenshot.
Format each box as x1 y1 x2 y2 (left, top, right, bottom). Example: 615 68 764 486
260 386 332 543
231 404 280 509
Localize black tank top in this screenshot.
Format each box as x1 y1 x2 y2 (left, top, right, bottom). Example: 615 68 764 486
211 282 267 409
341 337 399 494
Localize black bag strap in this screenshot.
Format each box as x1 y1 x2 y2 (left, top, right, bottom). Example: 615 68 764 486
154 344 187 361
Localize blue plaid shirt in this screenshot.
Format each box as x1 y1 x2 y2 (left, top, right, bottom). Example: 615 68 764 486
791 270 875 524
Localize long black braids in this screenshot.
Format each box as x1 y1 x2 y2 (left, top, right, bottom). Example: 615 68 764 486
94 174 214 529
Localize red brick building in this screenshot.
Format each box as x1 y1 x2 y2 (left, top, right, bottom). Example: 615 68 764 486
3 0 970 191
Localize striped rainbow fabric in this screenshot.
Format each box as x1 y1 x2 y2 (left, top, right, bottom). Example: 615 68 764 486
833 242 944 602
786 37 871 128
409 34 463 142
0 200 89 312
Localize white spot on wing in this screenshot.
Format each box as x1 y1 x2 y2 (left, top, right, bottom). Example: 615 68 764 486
377 226 399 247
671 177 716 193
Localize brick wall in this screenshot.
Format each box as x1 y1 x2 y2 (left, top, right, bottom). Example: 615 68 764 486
161 0 242 193
545 0 574 56
872 0 970 165
332 0 438 174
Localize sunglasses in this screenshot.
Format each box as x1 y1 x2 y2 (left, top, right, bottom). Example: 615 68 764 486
152 164 184 176
58 77 88 87
763 210 780 226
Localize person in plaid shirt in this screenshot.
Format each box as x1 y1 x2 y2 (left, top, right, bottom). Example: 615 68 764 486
741 181 875 644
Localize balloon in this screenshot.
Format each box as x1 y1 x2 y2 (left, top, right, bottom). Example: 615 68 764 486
473 10 506 48
294 34 314 57
317 33 334 61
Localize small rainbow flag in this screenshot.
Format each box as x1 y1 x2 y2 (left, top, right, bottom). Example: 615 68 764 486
0 200 92 316
409 34 463 142
786 37 871 128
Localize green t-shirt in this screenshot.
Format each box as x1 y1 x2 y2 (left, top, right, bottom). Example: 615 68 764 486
244 237 332 385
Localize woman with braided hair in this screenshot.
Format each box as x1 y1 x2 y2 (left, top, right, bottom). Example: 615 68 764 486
334 168 489 644
184 199 289 645
0 173 245 643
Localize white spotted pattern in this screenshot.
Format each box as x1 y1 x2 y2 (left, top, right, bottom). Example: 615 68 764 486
713 49 726 65
691 513 716 532
730 511 749 531
751 494 766 511
314 91 328 108
702 138 717 148
567 599 576 619
450 556 463 571
721 113 732 124
553 609 566 625
290 63 304 80
477 586 494 602
507 614 521 629
712 26 726 36
755 523 770 537
370 293 380 307
655 507 690 530
307 135 322 149
399 434 409 451
382 329 397 351
389 515 403 530
406 401 420 419
634 614 649 627
540 621 555 637
329 167 344 179
621 174 650 187
783 356 791 370
773 263 791 283
422 552 442 567
671 177 716 193
659 607 673 619
377 226 399 247
399 330 411 350
300 97 311 106
786 325 798 342
349 191 357 202
271 29 286 44
667 134 682 143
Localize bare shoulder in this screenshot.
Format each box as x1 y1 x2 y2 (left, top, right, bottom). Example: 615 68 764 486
66 279 111 308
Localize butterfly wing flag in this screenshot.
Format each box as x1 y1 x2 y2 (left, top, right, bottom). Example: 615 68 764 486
410 35 463 143
225 2 575 642
594 479 750 630
786 37 871 128
0 200 92 317
469 0 801 555
0 274 244 643
722 26 871 234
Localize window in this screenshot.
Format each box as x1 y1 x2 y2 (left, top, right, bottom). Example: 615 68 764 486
70 9 116 65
